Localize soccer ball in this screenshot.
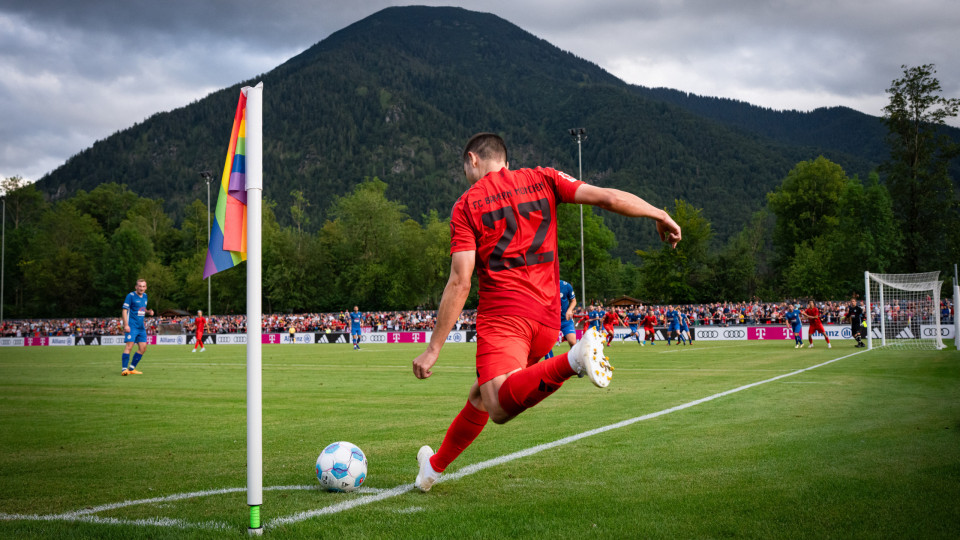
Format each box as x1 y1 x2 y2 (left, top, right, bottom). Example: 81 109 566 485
316 441 367 492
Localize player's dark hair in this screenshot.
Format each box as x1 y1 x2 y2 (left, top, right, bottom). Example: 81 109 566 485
462 133 508 164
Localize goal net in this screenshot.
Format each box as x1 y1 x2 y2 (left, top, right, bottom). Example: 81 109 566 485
865 271 945 350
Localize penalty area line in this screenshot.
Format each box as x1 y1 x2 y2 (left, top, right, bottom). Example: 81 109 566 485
268 348 869 527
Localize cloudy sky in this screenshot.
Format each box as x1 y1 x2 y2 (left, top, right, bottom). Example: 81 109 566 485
1 0 957 183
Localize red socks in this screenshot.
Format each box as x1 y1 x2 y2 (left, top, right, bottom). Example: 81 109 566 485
429 355 579 473
430 400 489 473
497 353 577 417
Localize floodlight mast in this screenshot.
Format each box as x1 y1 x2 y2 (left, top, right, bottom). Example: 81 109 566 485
199 171 213 319
569 127 587 303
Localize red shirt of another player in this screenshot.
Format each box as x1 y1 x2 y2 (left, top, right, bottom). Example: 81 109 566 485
603 311 620 326
642 315 657 328
804 307 821 321
449 166 583 329
195 316 206 334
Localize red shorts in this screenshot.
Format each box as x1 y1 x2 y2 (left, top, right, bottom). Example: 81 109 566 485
475 314 559 385
808 320 826 335
603 324 615 335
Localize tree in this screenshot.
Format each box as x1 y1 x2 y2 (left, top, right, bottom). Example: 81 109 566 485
767 156 848 266
1 176 49 316
882 63 960 272
830 173 901 284
96 221 154 313
556 203 618 303
1 176 48 229
636 199 713 303
21 203 107 316
712 209 775 301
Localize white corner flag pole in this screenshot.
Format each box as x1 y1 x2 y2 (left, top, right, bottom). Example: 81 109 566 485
245 82 264 535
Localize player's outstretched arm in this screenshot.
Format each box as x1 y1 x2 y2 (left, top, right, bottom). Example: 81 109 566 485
573 183 681 247
412 251 475 379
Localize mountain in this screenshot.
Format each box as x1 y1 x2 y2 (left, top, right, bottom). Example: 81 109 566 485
34 6 944 261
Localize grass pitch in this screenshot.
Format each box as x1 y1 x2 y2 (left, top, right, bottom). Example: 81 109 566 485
1 339 958 538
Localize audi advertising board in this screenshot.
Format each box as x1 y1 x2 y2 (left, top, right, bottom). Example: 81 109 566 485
692 327 749 341
217 333 248 345
921 325 955 339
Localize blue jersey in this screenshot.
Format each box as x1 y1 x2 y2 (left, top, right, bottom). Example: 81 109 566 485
588 310 604 330
786 309 803 330
667 309 680 327
680 312 690 330
626 312 641 327
559 280 575 319
349 311 363 329
123 292 149 330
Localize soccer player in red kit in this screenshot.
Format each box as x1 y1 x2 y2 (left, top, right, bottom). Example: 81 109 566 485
803 301 831 348
642 308 658 346
602 309 623 346
411 133 681 491
191 310 207 352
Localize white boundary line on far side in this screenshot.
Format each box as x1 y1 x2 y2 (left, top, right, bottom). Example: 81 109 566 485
1 349 868 531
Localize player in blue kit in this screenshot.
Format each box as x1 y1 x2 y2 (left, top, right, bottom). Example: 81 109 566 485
666 305 684 345
350 306 363 350
784 304 804 348
587 305 604 332
545 280 579 359
622 308 643 345
121 279 153 375
679 309 692 344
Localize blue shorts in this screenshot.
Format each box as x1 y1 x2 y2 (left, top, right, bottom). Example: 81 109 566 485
669 323 680 332
680 324 689 333
560 319 576 337
351 325 361 335
629 325 638 333
792 326 803 335
124 328 148 343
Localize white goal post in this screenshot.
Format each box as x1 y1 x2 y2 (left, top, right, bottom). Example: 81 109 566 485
864 271 945 350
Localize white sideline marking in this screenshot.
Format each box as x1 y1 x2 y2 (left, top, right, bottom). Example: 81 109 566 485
1 349 868 530
268 348 868 528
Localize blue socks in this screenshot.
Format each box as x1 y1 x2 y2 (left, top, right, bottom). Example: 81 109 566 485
122 353 130 370
131 352 143 368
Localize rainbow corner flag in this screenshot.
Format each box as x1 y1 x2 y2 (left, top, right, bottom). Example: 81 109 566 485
204 90 249 278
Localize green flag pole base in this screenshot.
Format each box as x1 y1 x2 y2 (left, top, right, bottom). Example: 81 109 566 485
248 505 263 535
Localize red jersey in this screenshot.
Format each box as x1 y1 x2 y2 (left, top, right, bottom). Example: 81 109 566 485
450 166 583 328
642 315 657 328
195 316 206 334
603 311 620 326
804 307 821 322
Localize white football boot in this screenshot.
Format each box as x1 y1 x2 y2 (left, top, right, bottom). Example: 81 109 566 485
568 328 613 388
414 445 440 492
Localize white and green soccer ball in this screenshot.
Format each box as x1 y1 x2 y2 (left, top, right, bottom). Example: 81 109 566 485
316 441 367 492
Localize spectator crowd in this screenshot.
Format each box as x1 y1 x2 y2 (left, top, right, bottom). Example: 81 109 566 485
1 299 952 338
